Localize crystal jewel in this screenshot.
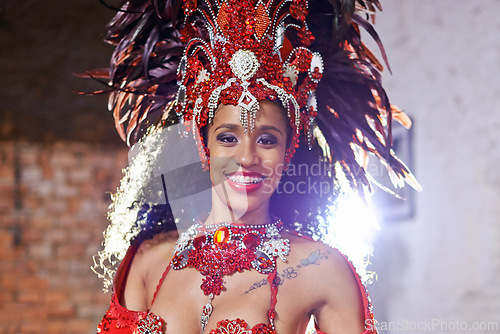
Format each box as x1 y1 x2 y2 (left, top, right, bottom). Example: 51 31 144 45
229 49 260 82
243 232 261 249
214 226 230 244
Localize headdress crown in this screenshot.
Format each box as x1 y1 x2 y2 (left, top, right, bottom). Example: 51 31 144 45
88 0 420 192
176 0 324 161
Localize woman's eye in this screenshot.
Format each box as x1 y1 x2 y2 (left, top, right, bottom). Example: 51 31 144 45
258 135 278 145
216 133 238 143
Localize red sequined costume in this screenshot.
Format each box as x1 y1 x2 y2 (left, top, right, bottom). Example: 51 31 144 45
97 233 376 334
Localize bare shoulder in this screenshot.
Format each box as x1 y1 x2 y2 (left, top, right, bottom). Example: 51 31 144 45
284 231 357 281
122 230 179 310
134 230 179 271
283 232 367 333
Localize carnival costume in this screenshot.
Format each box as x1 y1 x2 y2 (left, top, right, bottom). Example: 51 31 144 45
87 0 419 333
97 220 377 333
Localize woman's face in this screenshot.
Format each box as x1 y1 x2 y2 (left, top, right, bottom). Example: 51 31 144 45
206 100 288 218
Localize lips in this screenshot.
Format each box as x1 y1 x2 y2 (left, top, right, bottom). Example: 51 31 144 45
224 172 265 192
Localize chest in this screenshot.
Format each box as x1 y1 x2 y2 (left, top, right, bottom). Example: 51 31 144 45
148 264 313 333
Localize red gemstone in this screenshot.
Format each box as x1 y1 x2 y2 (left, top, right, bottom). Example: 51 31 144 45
214 227 230 244
243 233 261 249
193 235 206 249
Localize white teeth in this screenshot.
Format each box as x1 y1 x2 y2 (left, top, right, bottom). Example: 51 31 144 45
227 175 264 184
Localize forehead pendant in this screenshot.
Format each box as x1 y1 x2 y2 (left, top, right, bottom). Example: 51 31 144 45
229 49 260 133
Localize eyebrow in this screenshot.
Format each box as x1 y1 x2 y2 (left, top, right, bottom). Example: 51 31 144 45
214 123 239 132
214 123 283 135
259 125 283 135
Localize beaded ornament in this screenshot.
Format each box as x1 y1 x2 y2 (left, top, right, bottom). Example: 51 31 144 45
172 219 289 293
171 219 289 332
136 313 166 334
176 0 324 164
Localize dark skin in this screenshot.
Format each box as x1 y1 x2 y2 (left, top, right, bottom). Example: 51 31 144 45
122 101 366 333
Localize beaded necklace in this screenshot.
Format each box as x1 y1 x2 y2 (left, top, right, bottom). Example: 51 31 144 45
171 219 290 332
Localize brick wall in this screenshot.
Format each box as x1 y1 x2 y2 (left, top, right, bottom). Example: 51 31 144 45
0 142 127 333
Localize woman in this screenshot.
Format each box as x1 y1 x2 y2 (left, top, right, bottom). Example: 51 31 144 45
90 0 418 333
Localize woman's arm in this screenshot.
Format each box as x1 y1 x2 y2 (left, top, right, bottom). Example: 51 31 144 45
312 247 375 334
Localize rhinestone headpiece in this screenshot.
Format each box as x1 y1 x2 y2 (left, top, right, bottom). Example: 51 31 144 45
175 0 323 163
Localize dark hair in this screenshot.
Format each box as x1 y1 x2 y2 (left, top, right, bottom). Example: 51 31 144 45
270 133 338 238
261 100 339 237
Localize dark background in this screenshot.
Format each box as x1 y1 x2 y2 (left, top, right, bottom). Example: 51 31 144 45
0 0 123 144
0 2 130 332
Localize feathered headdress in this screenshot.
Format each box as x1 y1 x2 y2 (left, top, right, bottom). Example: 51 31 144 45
86 0 418 192
86 0 420 290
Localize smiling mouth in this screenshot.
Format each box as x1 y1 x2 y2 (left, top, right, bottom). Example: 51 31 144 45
225 174 265 185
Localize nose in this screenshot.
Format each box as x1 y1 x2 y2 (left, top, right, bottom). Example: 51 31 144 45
235 138 258 168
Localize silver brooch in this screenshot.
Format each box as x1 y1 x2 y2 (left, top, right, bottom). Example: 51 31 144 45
229 49 260 81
